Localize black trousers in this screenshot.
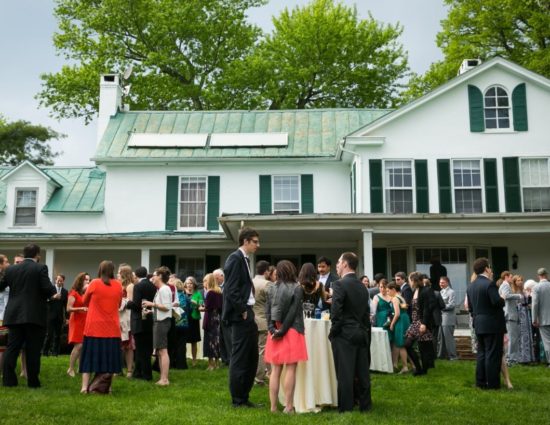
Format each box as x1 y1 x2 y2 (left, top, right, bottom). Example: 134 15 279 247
476 332 503 389
3 324 46 387
229 308 258 405
133 330 153 380
43 317 63 355
220 320 232 365
331 335 371 412
173 327 188 369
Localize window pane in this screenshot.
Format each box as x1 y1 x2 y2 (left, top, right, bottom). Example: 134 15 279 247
15 190 37 225
485 109 496 118
273 176 300 213
455 189 482 213
179 177 207 228
386 189 413 213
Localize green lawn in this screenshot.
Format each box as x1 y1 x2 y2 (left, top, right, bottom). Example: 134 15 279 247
1 357 549 424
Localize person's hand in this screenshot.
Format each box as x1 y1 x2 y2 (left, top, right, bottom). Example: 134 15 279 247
419 324 426 335
533 320 540 328
81 307 88 312
390 323 394 331
142 300 153 308
52 293 61 300
271 330 282 339
242 310 247 320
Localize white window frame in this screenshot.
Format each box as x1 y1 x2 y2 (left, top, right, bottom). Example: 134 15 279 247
451 159 484 213
178 176 208 230
483 85 512 131
520 157 550 212
272 175 301 214
383 160 415 214
13 187 38 226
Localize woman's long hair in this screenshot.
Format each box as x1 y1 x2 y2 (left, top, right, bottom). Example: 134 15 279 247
298 263 317 292
71 272 88 295
204 273 221 294
118 264 134 288
97 260 115 286
408 271 424 290
276 260 297 284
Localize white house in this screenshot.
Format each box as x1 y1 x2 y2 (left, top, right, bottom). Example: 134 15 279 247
1 57 549 305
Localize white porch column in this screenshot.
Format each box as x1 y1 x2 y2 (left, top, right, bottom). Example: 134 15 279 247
141 248 150 272
44 248 55 282
362 229 373 279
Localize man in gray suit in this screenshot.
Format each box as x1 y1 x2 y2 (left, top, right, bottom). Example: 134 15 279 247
532 267 550 367
438 277 458 360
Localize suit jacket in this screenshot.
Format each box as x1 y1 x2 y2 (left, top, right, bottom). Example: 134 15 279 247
0 258 56 327
499 281 522 322
329 273 371 345
417 286 437 330
467 274 505 335
222 249 254 323
252 275 272 332
532 279 550 326
400 282 413 317
127 277 156 334
46 287 68 322
440 287 457 326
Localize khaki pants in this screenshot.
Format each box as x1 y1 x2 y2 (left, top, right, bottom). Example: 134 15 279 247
255 330 270 383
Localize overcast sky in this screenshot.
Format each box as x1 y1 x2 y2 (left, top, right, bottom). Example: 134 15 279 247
0 0 448 166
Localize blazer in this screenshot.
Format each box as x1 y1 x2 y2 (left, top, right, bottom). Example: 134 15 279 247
46 287 68 322
401 282 414 317
0 258 56 327
467 274 505 335
222 249 254 323
417 286 436 330
532 279 550 326
499 281 522 322
252 275 272 332
440 287 457 326
329 273 371 346
127 277 156 334
265 282 304 336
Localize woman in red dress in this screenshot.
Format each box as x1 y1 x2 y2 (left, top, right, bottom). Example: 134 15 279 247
66 272 90 377
265 260 308 414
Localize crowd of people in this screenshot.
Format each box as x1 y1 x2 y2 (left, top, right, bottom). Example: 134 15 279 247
1 237 550 411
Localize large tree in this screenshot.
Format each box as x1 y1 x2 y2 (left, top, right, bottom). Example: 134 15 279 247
225 0 409 109
0 116 63 166
38 0 267 123
406 0 550 100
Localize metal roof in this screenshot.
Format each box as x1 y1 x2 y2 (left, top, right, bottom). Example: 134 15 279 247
0 166 105 213
94 109 391 162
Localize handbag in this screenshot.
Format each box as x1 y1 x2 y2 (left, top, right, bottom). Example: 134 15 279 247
172 306 183 321
88 373 113 394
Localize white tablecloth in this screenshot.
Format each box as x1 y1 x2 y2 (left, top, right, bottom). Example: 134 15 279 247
280 320 393 413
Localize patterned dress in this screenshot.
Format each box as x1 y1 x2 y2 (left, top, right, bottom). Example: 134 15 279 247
406 298 433 342
517 295 535 363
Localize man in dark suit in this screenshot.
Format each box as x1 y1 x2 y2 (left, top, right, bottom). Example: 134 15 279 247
0 244 56 387
127 266 156 380
467 257 505 389
222 227 260 408
395 271 413 318
318 256 338 309
42 274 68 356
329 252 372 413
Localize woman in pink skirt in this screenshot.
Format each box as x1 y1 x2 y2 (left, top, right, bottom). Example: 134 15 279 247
265 260 308 414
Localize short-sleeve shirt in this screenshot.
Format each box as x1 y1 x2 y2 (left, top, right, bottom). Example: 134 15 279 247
83 278 123 338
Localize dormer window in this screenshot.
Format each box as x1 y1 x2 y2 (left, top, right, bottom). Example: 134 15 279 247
14 188 37 226
484 86 510 129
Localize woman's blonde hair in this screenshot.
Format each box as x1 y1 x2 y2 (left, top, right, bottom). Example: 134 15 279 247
118 264 134 288
174 278 185 291
203 273 221 294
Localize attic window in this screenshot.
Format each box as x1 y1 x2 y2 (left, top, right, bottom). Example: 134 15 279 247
14 189 37 226
484 86 510 129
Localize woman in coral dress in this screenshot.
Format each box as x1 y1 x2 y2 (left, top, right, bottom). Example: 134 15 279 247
265 260 308 414
66 272 90 377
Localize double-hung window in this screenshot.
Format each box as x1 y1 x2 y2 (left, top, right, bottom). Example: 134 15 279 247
14 189 37 226
179 177 207 229
273 175 300 213
384 161 413 213
453 160 482 213
484 86 510 129
521 158 550 212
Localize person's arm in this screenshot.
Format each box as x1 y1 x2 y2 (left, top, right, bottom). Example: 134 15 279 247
532 287 539 326
444 289 456 311
499 282 521 300
265 286 276 335
66 294 87 314
82 281 94 306
371 295 379 320
389 297 400 331
329 280 344 338
275 285 303 337
40 265 56 299
153 287 172 312
223 254 247 318
127 283 142 313
488 282 505 308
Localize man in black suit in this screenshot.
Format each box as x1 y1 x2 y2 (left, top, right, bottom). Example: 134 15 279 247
329 252 372 413
222 227 260 408
467 257 505 389
0 244 56 387
127 266 156 380
318 256 338 309
395 271 413 318
42 274 68 356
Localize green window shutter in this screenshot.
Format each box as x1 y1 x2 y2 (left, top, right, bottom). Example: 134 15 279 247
369 160 383 213
490 247 509 282
259 175 272 214
205 255 221 273
301 174 314 213
437 159 452 213
372 248 387 277
468 85 485 132
415 160 429 213
207 176 220 231
512 83 528 131
160 255 176 272
483 158 499 212
165 176 179 231
503 157 521 212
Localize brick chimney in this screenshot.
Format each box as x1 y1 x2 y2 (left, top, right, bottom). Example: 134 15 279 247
97 74 123 144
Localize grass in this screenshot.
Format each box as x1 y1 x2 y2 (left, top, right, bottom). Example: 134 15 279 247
1 357 550 425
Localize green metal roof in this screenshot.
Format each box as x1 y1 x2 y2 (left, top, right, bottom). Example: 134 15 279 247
0 166 105 213
94 109 391 162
